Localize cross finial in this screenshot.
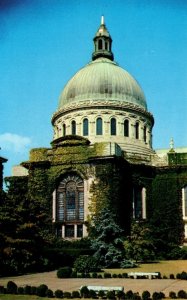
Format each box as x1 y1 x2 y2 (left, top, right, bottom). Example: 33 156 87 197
101 15 104 25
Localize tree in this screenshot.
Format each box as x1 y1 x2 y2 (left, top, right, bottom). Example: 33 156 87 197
0 176 50 275
90 208 125 268
124 221 155 262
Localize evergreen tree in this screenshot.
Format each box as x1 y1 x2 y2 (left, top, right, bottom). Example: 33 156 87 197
90 208 125 267
124 221 155 262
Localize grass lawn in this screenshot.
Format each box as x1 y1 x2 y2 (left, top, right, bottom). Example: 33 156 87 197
106 260 187 277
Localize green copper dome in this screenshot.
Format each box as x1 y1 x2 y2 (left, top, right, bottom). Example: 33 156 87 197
58 17 147 110
58 58 147 109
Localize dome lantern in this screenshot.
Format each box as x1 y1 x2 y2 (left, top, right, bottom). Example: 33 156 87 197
92 16 114 61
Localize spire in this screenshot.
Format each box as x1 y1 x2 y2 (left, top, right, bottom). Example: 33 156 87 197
101 15 104 25
92 17 114 61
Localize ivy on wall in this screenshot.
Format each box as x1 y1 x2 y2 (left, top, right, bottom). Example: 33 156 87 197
149 168 187 255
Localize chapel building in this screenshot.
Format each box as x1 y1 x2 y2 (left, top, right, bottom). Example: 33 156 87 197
10 18 187 242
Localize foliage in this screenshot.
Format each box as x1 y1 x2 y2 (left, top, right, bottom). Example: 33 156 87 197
150 172 184 257
73 255 100 273
106 290 116 299
169 291 177 299
152 292 165 300
46 289 53 298
90 208 125 268
142 291 151 300
98 290 105 298
120 259 137 268
36 284 48 297
80 286 89 298
57 266 72 278
124 221 156 262
7 281 17 294
54 289 63 298
116 290 125 299
178 290 187 299
0 177 51 275
63 291 72 298
72 290 80 298
88 159 131 234
126 290 134 299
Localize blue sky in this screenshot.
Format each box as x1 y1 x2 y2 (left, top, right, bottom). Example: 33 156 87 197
0 0 187 178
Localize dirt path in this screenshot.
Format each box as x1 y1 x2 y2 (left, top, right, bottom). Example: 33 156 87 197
0 271 187 296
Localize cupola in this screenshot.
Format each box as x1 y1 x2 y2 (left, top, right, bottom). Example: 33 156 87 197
92 16 114 61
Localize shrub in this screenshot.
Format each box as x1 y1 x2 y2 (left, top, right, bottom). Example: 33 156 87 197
24 285 32 295
180 271 187 280
80 286 89 298
97 274 102 278
71 271 77 278
64 291 71 298
118 273 122 278
89 289 97 298
73 255 100 273
142 290 151 300
178 290 187 299
126 290 134 299
46 289 54 298
57 266 72 278
7 281 17 294
122 272 128 278
81 272 86 278
55 289 63 298
152 292 165 300
72 290 80 298
0 286 5 294
152 292 160 300
169 274 175 279
104 272 111 278
169 291 177 299
17 287 24 294
133 293 141 300
112 273 118 278
92 272 98 278
31 286 37 295
176 273 181 279
98 290 105 298
107 290 116 299
163 275 167 279
159 292 165 299
116 290 125 299
36 284 48 297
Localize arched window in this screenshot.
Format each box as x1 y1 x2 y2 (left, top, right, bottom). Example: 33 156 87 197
98 39 103 50
71 120 76 135
96 117 103 135
144 126 147 142
135 122 139 139
124 120 129 137
83 118 89 136
56 174 84 237
110 118 116 135
63 124 66 136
